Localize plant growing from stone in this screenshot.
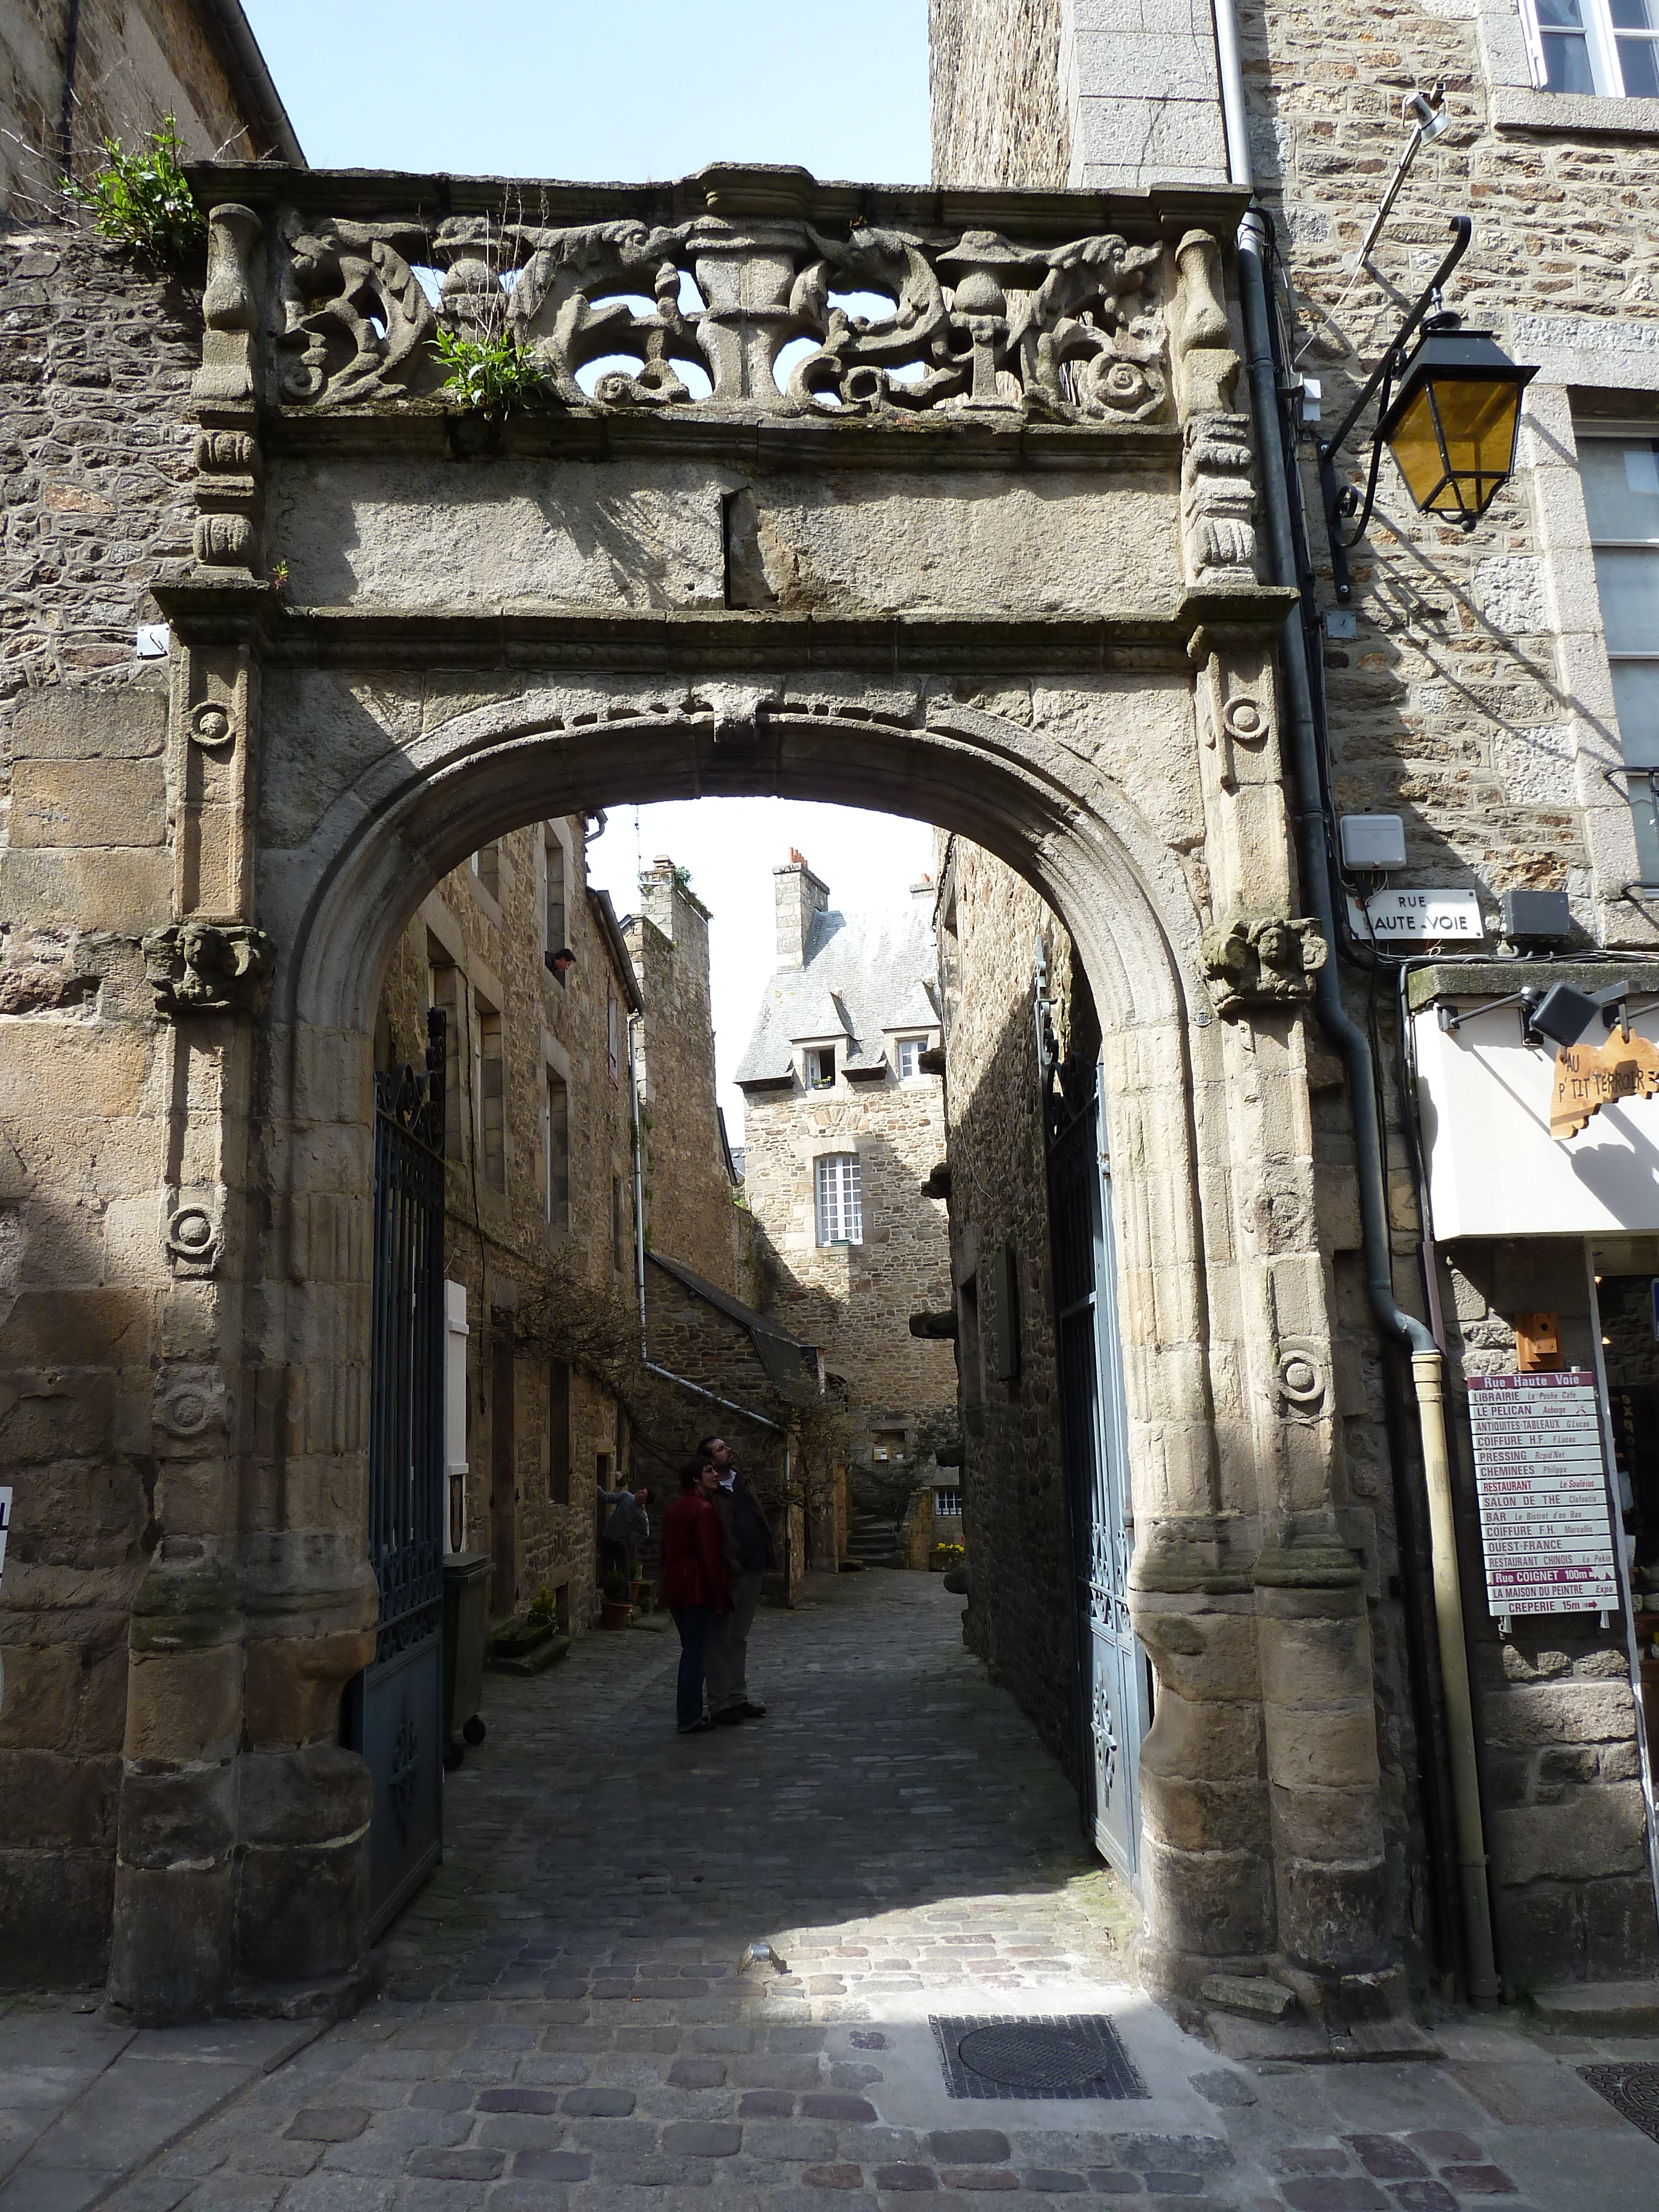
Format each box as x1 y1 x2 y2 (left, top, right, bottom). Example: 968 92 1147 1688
67 116 204 260
432 325 544 415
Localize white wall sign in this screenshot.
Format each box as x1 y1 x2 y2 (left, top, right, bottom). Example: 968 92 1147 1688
0 1486 10 1581
1347 889 1484 943
1413 1002 1659 1237
1468 1371 1618 1622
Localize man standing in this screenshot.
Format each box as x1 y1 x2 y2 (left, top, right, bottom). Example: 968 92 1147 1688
598 1480 650 1586
701 1436 773 1724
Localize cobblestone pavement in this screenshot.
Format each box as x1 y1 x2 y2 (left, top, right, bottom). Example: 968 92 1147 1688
19 1571 1659 2210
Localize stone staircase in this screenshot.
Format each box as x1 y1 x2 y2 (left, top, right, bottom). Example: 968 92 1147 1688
845 1507 904 1569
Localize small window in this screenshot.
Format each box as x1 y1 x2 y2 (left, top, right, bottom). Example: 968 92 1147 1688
808 1045 836 1089
1521 0 1659 95
1582 430 1659 881
544 1070 569 1231
472 989 505 1193
544 828 568 978
816 1152 862 1246
548 1359 571 1505
469 842 500 904
608 993 620 1084
935 1486 963 1518
898 1036 928 1079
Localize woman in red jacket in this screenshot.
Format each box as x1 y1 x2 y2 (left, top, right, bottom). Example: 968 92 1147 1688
658 1457 733 1734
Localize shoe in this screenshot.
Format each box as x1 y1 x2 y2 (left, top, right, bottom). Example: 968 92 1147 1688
734 1701 766 1719
712 1707 747 1725
677 1718 716 1734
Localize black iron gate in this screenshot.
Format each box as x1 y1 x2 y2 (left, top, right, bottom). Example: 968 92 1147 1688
346 1010 447 1935
1045 1041 1149 1888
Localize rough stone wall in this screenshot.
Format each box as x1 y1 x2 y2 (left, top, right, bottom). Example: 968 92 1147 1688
0 218 203 1990
929 0 1067 190
933 834 1085 1773
2 0 286 215
375 820 637 1625
639 1260 790 1499
740 1063 955 1442
623 861 740 1297
1438 1238 1657 1980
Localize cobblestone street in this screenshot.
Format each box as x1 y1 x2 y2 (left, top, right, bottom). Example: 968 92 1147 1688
6 1571 1659 2211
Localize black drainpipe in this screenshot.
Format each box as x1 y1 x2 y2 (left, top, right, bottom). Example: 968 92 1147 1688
58 0 82 178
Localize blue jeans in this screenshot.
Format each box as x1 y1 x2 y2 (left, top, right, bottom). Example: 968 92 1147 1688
670 1605 713 1730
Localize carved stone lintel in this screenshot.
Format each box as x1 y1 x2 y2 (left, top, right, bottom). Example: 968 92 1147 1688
1201 912 1328 1017
143 922 274 1018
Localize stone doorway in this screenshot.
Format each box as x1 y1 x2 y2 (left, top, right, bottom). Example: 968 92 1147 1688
2 163 1390 2028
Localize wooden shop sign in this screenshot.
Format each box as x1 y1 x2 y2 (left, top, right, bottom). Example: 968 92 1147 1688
1550 1030 1659 1141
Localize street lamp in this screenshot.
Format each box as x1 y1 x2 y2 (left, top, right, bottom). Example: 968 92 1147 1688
1319 218 1536 602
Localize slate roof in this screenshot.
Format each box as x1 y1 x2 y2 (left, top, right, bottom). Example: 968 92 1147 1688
646 1251 820 1393
735 903 941 1085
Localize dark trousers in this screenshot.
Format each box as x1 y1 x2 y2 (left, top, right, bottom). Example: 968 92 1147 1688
670 1605 713 1731
600 1537 630 1582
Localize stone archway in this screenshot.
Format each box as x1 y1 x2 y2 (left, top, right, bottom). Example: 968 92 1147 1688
1 162 1391 2024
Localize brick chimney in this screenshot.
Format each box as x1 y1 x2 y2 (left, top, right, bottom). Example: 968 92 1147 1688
774 851 828 968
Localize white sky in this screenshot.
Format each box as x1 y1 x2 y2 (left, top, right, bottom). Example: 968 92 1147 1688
239 3 940 1147
586 801 935 1146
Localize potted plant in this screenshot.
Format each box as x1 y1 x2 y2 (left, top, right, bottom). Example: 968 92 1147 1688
599 1569 632 1629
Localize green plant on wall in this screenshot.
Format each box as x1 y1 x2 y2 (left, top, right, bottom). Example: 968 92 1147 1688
67 117 205 260
433 326 544 414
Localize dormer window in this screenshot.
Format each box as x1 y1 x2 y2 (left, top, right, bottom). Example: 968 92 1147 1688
897 1036 928 1079
807 1046 836 1089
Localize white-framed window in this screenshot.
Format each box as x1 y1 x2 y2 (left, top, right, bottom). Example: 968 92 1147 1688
897 1035 928 1079
815 1152 862 1246
1580 427 1659 882
935 1487 963 1518
807 1045 836 1089
1521 0 1659 97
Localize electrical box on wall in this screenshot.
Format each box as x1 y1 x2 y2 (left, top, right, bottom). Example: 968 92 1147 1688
1501 888 1573 947
1339 814 1408 870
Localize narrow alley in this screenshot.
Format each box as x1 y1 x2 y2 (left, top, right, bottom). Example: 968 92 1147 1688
4 1574 1656 2211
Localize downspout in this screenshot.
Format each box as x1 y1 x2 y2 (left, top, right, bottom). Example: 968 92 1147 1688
58 0 81 176
629 1010 785 1437
1215 0 1500 2004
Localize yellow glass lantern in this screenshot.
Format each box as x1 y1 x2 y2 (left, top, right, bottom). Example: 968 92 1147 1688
1376 319 1537 528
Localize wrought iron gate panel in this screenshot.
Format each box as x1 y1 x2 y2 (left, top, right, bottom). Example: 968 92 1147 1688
1047 1051 1147 1888
348 1011 446 1936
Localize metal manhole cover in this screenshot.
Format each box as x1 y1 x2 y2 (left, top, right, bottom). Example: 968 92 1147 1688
1582 2062 1659 2144
931 2014 1149 2101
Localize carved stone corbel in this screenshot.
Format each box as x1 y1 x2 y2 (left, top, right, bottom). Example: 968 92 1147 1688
142 922 274 1018
1172 231 1258 589
193 205 265 573
1201 911 1328 1017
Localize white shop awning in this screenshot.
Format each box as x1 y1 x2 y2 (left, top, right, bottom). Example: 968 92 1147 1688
1413 998 1659 1239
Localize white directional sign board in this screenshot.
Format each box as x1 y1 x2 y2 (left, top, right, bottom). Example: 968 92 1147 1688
1468 1371 1618 1621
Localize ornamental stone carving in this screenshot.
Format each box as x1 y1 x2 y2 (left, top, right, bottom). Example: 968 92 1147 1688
142 922 274 1018
255 201 1168 423
164 1200 221 1277
1201 912 1328 1017
1171 230 1258 589
193 205 265 573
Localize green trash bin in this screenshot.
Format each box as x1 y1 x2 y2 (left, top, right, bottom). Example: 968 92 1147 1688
442 1552 491 1766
